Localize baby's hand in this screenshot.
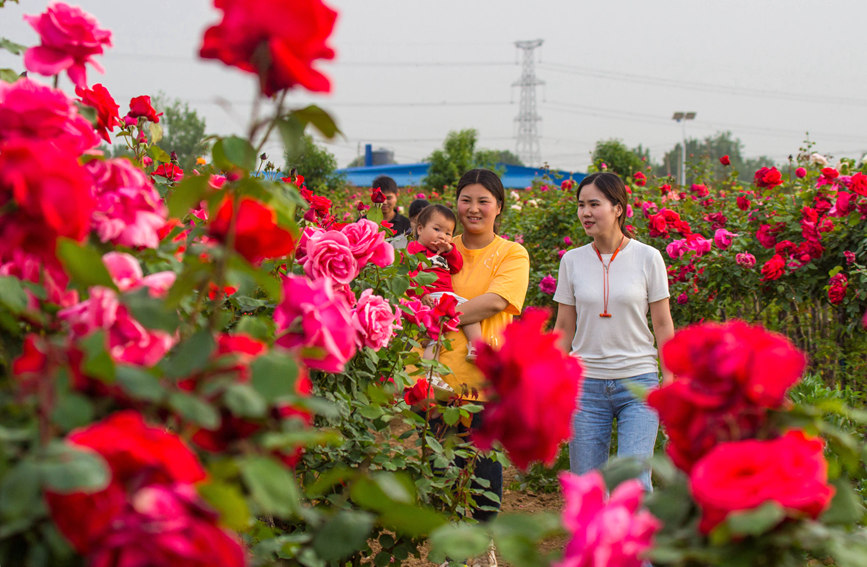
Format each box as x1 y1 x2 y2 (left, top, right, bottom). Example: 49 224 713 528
420 294 436 308
435 239 453 254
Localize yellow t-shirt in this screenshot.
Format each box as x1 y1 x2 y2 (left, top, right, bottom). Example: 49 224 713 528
439 235 530 400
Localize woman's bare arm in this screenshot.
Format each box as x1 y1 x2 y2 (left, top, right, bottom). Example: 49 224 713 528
650 297 675 384
456 292 509 325
554 303 577 354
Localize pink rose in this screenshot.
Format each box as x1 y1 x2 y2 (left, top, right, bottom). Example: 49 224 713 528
666 239 688 260
563 236 573 246
274 275 357 372
352 289 395 350
556 470 660 567
796 167 807 178
0 78 99 153
23 2 112 88
341 218 395 268
713 228 736 250
676 293 689 305
87 158 167 249
303 230 359 285
539 274 557 295
103 251 144 291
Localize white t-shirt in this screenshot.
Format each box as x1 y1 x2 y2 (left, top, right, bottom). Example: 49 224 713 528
554 239 669 379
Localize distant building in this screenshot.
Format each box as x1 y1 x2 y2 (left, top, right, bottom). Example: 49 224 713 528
336 162 584 190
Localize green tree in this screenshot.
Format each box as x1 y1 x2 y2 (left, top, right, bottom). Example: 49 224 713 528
283 134 344 191
474 148 524 169
656 131 777 185
591 139 646 177
423 129 478 190
153 94 209 171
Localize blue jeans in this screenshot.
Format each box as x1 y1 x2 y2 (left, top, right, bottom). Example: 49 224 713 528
568 372 659 491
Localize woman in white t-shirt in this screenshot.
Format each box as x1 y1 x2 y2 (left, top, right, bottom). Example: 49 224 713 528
553 172 674 490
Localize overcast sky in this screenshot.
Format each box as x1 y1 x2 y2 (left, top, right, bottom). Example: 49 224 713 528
2 0 866 173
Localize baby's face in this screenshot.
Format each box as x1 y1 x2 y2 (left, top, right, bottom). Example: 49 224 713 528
417 212 454 250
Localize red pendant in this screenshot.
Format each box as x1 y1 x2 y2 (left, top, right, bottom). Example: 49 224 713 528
599 313 612 318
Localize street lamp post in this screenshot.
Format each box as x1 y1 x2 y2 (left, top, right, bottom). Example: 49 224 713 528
672 111 696 187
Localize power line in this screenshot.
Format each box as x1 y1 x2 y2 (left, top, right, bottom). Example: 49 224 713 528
539 62 867 108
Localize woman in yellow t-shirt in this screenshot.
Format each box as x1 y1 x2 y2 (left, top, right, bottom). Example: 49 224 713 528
426 168 530 530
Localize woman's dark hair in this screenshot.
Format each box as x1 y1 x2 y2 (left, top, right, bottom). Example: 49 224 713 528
576 172 631 237
455 168 505 233
416 204 457 231
408 198 430 219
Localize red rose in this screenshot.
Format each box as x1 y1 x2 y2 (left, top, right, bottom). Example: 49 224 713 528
127 95 162 123
403 377 433 407
23 2 112 88
75 83 120 143
199 0 337 96
719 155 731 166
850 172 867 196
821 167 839 180
152 163 184 181
0 141 95 264
473 308 584 470
753 166 783 189
760 254 786 281
633 171 646 186
736 195 751 211
690 430 834 533
755 223 783 249
370 187 386 203
209 196 297 265
795 167 807 178
828 273 848 305
649 321 806 472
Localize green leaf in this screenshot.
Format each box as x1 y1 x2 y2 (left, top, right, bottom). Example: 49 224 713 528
725 501 785 536
0 37 26 55
367 206 383 224
121 287 180 333
443 406 461 426
51 393 95 432
56 238 116 290
224 383 268 418
213 136 256 172
240 456 301 518
312 510 374 561
198 480 251 532
168 391 220 429
0 461 41 522
388 276 411 297
147 144 171 164
0 275 28 313
116 366 164 401
38 441 110 494
163 329 215 379
379 503 447 537
234 316 273 342
251 352 299 402
147 122 163 145
167 174 212 219
289 105 342 140
0 68 18 83
79 330 115 382
429 523 490 562
821 476 866 525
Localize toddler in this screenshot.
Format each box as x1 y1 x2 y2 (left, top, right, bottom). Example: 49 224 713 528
407 204 482 363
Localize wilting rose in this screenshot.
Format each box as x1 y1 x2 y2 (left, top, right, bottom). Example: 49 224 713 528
352 289 395 350
473 308 583 470
75 83 120 143
556 470 660 567
209 196 296 265
0 78 99 153
690 430 834 534
127 95 162 123
754 166 783 189
274 274 357 372
302 230 358 285
735 252 756 268
87 158 167 249
539 274 557 295
23 2 112 88
199 0 337 96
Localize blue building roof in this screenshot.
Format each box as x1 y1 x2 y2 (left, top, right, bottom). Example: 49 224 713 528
335 163 584 189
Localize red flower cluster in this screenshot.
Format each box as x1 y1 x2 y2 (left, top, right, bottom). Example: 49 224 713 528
828 273 848 305
647 208 691 239
473 308 584 470
754 166 783 189
647 321 806 472
209 196 297 265
690 430 834 533
633 171 647 186
45 411 245 566
199 0 337 96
